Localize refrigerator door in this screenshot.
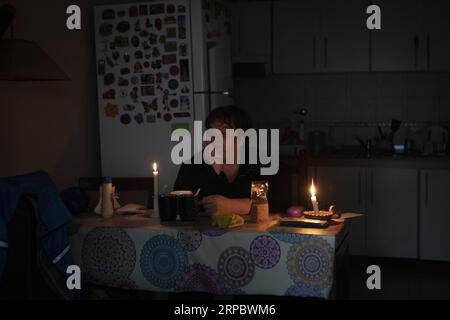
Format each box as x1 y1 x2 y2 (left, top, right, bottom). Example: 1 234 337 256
94 1 194 190
208 41 234 110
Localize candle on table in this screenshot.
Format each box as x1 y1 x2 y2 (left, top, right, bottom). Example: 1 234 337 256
152 162 159 218
310 179 319 213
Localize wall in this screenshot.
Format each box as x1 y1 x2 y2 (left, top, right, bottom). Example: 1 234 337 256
0 0 130 189
234 72 450 149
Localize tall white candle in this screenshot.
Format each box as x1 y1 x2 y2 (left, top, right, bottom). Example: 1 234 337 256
310 180 319 213
152 162 159 218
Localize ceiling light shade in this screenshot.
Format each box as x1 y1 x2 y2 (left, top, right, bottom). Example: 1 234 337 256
0 39 69 81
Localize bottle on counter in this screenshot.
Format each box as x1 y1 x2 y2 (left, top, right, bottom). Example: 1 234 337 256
250 181 269 223
101 176 114 218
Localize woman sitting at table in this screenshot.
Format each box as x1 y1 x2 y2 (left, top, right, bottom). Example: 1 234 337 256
174 105 261 216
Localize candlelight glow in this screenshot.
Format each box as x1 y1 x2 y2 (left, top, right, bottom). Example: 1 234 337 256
310 179 316 197
152 162 158 173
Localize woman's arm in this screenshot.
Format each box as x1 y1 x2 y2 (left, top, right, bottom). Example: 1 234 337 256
200 195 251 216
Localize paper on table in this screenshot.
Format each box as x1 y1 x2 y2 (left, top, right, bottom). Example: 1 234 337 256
115 203 150 215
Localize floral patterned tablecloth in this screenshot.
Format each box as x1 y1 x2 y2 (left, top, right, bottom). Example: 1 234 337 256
69 213 347 299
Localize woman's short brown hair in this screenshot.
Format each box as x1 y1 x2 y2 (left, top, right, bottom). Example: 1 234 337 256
205 105 252 131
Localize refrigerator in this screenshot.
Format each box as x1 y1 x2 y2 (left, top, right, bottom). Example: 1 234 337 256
94 0 233 191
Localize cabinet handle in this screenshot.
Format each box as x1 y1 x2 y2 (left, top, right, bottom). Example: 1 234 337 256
370 170 374 207
414 35 419 69
426 33 431 69
313 37 317 69
425 173 429 208
324 37 328 69
358 170 362 205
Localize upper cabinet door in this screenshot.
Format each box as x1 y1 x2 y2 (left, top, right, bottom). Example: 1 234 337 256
321 0 370 72
421 0 450 71
230 1 271 61
273 0 321 73
371 0 421 72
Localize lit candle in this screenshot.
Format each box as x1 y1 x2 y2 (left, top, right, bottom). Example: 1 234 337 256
152 162 159 218
310 179 319 213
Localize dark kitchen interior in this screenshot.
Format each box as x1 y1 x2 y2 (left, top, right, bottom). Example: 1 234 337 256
1 0 450 303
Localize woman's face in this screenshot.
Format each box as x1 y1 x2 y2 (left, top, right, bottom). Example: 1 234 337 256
208 120 238 163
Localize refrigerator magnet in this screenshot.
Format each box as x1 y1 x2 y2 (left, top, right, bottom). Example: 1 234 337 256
119 89 127 98
162 54 177 64
120 67 130 75
178 5 186 13
179 59 190 82
155 18 162 31
103 73 115 86
104 103 119 118
102 9 115 20
151 60 162 70
141 74 154 85
120 114 131 125
118 77 129 86
114 36 129 48
164 41 177 52
97 59 105 75
130 75 139 85
140 30 149 38
173 112 191 118
131 36 140 48
134 50 143 59
159 34 166 44
149 33 157 45
134 62 143 73
179 43 188 56
166 27 177 39
166 4 176 14
134 20 141 32
143 61 150 69
105 55 114 68
123 53 130 63
142 98 157 113
180 96 190 109
134 113 144 124
129 6 138 17
165 16 177 25
169 65 179 76
170 99 178 108
141 86 155 96
102 89 115 100
112 51 120 62
163 113 172 122
156 73 162 83
139 5 148 16
181 86 189 93
99 23 113 37
130 87 138 103
157 112 161 119
152 47 160 58
145 18 152 28
146 115 156 123
142 40 150 50
150 4 165 15
178 16 186 39
117 10 125 17
168 79 179 90
117 21 130 33
123 104 135 112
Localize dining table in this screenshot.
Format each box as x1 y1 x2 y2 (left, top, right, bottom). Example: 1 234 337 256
68 212 350 299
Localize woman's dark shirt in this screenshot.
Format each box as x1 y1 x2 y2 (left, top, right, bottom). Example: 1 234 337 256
174 160 262 200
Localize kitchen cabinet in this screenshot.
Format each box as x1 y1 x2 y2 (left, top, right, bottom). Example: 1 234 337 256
420 0 450 71
366 168 418 258
309 166 367 255
320 0 370 72
420 170 450 261
273 0 321 73
230 1 271 65
371 0 422 71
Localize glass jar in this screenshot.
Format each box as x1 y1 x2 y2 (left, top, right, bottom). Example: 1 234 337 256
250 181 269 223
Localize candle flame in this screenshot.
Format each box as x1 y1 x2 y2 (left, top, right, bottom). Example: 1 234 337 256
152 162 158 172
310 179 316 197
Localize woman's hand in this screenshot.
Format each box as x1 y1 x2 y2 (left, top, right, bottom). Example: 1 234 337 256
200 195 251 216
200 195 231 215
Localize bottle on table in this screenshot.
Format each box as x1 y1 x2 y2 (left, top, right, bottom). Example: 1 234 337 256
250 181 269 223
101 176 114 218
